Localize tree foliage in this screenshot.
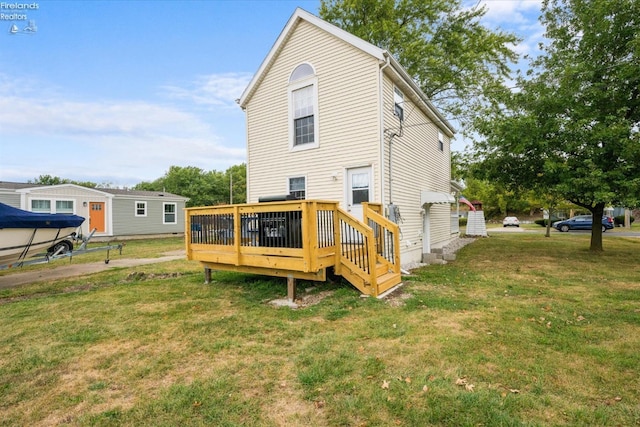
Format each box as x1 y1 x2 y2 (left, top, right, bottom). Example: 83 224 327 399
30 175 98 188
134 164 246 208
319 0 519 128
473 0 640 251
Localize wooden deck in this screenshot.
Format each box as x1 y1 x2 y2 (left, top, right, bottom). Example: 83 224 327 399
185 200 401 298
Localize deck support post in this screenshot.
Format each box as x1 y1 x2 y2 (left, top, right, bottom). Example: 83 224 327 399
287 275 296 302
204 267 212 284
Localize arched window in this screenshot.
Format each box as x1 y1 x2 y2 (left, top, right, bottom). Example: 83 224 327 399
288 63 319 150
290 63 314 82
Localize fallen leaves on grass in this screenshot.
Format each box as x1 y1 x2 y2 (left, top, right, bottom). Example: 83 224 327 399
381 380 390 390
455 377 475 392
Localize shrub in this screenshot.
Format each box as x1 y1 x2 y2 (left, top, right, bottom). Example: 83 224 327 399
614 215 635 226
459 217 467 226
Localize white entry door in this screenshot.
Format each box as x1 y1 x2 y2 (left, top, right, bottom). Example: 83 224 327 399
346 166 371 221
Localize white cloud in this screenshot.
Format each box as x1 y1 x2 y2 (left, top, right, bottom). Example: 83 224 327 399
162 72 253 108
477 0 543 27
0 73 247 186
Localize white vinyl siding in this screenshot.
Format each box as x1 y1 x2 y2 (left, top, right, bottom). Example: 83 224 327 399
243 16 455 266
382 75 452 264
245 20 381 204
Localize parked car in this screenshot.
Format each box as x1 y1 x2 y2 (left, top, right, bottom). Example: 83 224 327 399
552 215 614 232
503 216 520 227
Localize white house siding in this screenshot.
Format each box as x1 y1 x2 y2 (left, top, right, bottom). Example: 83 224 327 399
0 192 21 208
245 20 382 206
16 185 112 237
380 73 453 265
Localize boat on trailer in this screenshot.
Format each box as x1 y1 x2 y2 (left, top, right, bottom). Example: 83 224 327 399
0 202 85 266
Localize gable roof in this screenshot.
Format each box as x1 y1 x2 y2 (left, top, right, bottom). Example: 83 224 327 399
0 181 187 201
239 8 454 136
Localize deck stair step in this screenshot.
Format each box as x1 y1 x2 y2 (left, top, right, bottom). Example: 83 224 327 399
375 271 402 296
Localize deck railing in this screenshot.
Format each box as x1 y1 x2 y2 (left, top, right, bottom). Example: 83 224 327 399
185 200 400 296
364 205 401 272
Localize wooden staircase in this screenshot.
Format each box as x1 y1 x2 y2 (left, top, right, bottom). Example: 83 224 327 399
334 206 402 297
185 200 402 298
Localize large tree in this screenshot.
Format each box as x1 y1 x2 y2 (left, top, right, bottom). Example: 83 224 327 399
473 0 640 251
319 0 519 131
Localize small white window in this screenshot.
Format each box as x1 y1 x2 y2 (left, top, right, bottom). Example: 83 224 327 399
289 176 306 199
56 200 74 214
394 86 404 121
438 131 444 151
32 199 51 213
163 203 177 224
135 201 147 217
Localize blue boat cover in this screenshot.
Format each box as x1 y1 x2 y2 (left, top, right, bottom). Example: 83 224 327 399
0 202 85 229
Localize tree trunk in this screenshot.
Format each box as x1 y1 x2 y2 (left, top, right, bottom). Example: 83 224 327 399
545 219 551 237
589 202 606 252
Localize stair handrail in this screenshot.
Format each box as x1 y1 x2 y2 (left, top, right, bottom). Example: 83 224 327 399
335 208 377 292
363 205 401 274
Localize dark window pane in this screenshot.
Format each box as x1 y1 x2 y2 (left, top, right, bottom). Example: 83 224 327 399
352 189 369 204
294 116 314 145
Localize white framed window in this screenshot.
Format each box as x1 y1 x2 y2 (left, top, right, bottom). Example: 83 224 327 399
163 203 177 224
55 200 74 214
394 86 404 122
289 63 319 151
135 201 147 217
438 131 444 151
288 176 306 200
31 199 51 213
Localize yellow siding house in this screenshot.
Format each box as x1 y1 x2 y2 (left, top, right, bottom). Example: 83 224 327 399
239 8 459 266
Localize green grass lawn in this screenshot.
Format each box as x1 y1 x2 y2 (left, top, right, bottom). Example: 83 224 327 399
1 234 639 426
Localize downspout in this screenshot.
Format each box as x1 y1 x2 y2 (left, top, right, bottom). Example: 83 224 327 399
388 131 398 204
379 54 391 208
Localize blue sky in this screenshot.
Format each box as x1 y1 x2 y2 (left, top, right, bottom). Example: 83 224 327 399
0 0 543 187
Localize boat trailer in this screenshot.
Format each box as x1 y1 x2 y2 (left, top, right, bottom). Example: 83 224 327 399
0 229 124 271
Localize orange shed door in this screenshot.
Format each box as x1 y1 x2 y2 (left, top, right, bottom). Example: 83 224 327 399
89 202 105 232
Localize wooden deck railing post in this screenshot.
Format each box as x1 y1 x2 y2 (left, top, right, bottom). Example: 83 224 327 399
362 202 370 225
367 227 378 296
393 221 401 273
306 201 319 273
184 208 191 259
233 205 241 266
333 203 342 275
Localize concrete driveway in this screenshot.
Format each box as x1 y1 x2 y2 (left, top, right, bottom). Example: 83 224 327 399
0 251 185 290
